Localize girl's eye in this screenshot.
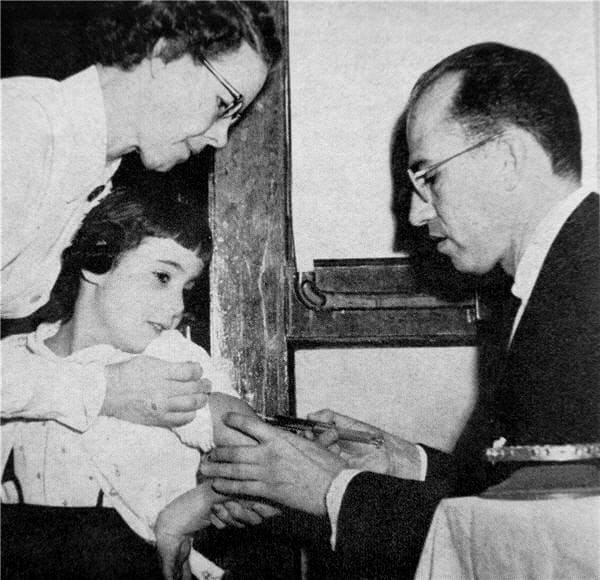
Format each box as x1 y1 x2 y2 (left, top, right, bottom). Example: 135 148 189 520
154 271 170 285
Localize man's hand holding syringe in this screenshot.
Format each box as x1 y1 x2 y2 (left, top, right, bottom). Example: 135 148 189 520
260 414 384 447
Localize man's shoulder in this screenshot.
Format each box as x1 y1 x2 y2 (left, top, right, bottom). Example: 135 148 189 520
566 191 598 226
537 192 598 293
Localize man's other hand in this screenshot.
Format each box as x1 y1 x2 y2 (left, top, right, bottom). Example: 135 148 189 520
308 409 423 480
101 356 211 427
200 413 348 515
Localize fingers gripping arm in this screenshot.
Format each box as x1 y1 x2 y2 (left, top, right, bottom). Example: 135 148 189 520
201 413 348 515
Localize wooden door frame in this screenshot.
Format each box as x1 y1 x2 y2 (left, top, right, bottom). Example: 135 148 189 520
209 2 292 416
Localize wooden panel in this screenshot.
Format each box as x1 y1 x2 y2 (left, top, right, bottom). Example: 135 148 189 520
313 257 418 293
209 2 291 416
288 260 478 347
288 297 477 346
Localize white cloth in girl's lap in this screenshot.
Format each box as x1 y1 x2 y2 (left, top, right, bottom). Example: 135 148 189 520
144 330 237 449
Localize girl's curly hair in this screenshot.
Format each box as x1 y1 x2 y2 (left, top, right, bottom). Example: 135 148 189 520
44 184 212 323
86 1 281 70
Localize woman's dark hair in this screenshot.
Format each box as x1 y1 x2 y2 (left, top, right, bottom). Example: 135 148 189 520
86 1 281 70
46 185 213 323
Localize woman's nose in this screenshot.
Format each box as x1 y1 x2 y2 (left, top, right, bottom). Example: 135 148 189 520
203 120 230 149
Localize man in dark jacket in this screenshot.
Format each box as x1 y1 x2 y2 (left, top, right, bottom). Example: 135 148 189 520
201 43 599 578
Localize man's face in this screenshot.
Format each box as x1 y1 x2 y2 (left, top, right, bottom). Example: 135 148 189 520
136 41 269 172
407 74 514 275
84 237 204 353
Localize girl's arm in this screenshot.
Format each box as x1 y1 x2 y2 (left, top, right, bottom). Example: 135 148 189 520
209 393 258 446
155 480 227 580
156 393 279 579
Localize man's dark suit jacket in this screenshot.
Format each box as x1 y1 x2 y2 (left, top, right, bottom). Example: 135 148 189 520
334 193 600 579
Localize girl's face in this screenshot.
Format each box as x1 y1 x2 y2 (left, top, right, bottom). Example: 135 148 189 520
83 236 204 353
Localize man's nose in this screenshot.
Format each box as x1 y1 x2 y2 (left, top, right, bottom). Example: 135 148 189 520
408 192 437 227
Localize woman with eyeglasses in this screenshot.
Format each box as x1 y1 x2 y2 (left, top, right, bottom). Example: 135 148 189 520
2 0 281 461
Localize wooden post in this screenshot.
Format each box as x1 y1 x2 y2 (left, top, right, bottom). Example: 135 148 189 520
209 2 290 415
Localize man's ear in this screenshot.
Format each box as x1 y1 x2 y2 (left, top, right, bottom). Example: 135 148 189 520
497 131 525 191
150 37 169 78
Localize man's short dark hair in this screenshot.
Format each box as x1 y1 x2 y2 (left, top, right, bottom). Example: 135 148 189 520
409 42 582 180
87 1 281 71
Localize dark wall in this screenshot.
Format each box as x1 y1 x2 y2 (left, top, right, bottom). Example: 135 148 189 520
1 1 94 79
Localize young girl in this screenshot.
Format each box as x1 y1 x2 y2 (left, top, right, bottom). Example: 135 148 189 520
1 186 265 579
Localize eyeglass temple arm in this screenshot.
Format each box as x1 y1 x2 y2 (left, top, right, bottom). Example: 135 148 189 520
412 135 497 180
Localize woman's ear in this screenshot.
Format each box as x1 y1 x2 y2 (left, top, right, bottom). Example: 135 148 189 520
80 269 106 286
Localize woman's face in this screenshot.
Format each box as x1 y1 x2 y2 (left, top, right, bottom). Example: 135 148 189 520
82 237 204 353
135 41 269 172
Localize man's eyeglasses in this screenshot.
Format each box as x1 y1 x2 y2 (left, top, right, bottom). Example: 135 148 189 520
199 55 244 120
407 134 499 204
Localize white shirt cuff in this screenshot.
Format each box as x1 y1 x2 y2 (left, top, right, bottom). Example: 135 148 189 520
326 469 363 549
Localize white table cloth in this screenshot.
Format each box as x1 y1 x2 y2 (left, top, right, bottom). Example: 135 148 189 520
415 495 600 579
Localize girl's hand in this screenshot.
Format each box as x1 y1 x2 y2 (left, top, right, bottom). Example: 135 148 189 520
155 525 192 580
155 481 219 579
210 500 282 529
